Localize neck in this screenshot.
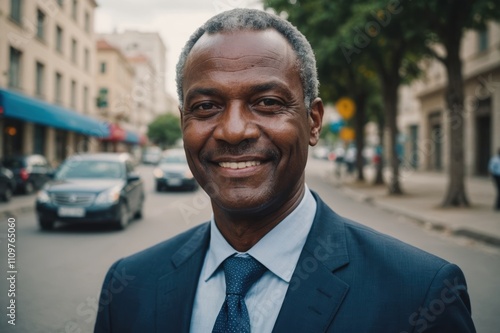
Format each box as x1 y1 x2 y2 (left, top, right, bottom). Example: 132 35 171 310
213 184 306 252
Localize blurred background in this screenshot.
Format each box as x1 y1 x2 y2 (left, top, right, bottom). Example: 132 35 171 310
0 0 499 332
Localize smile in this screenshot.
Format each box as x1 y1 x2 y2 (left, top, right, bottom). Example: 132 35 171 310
218 161 261 169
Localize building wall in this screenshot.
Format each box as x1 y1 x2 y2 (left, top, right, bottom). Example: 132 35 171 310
95 47 134 123
0 0 98 163
99 31 169 115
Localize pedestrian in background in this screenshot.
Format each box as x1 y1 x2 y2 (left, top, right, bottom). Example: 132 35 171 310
489 148 500 210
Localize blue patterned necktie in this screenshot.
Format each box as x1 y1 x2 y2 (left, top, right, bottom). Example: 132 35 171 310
212 255 267 333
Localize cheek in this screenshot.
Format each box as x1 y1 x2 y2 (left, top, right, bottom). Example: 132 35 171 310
261 117 310 151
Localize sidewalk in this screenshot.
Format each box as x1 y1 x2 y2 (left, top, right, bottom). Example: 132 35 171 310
328 165 500 247
0 193 36 219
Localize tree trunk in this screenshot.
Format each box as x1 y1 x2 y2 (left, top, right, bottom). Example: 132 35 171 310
383 80 403 194
441 42 470 207
354 93 366 182
374 116 385 185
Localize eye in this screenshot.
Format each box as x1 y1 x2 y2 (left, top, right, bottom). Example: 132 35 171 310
254 98 284 112
194 102 218 111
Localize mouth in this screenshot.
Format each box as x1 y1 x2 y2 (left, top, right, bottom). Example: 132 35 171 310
218 161 262 170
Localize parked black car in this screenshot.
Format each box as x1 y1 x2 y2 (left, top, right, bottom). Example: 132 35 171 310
35 153 144 230
154 149 198 191
0 163 16 202
1 154 52 194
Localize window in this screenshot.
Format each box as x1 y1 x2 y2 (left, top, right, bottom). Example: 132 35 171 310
72 0 77 21
55 72 63 104
56 25 63 53
84 48 89 71
8 47 22 89
97 88 108 108
35 62 45 97
100 62 106 73
36 8 45 40
70 80 77 108
478 29 488 52
10 0 22 24
84 11 90 33
83 86 89 113
71 38 77 64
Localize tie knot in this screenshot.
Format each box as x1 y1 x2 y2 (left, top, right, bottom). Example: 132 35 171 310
223 256 266 296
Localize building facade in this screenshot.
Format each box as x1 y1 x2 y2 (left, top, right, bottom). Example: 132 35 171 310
98 30 173 115
95 39 135 152
0 0 101 165
398 21 500 176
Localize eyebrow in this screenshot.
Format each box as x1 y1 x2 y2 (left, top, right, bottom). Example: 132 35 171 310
185 81 295 103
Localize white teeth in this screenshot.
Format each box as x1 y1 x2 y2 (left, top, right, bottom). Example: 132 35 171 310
218 161 261 169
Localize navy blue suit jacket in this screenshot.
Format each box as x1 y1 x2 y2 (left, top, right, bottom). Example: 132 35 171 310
94 193 475 332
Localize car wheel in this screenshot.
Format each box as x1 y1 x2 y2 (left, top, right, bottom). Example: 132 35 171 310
39 218 55 231
1 186 13 202
24 182 34 195
115 203 130 230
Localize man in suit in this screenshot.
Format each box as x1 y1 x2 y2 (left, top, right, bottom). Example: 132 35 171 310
95 8 475 333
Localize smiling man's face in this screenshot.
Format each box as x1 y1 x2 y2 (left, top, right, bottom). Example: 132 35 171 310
180 29 323 216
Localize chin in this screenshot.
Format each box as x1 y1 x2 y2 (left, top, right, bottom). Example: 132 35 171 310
214 187 276 215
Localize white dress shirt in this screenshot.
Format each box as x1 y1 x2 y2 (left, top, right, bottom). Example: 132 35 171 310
190 186 317 333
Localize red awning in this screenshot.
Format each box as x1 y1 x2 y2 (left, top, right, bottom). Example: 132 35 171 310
105 123 126 141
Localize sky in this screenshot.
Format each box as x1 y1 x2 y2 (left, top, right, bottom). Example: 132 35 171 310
94 0 263 98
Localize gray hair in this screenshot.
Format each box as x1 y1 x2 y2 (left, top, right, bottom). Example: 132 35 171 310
175 8 319 110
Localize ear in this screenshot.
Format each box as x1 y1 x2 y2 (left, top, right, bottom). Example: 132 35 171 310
178 105 184 128
308 98 324 146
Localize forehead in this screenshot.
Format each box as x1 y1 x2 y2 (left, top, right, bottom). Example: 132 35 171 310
182 29 300 92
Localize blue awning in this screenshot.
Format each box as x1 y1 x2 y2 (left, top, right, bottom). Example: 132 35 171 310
0 88 109 138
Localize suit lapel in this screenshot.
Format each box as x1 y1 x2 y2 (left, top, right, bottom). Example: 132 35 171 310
156 223 210 333
272 193 350 333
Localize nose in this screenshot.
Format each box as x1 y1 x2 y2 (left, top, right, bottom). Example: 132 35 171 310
212 101 259 145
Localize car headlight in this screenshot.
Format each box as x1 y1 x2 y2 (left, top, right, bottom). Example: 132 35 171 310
153 168 164 178
37 190 51 203
94 186 121 205
184 170 194 179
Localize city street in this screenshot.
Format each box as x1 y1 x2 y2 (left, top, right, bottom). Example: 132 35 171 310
1 160 499 333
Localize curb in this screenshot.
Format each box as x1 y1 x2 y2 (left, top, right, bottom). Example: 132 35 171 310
329 177 500 248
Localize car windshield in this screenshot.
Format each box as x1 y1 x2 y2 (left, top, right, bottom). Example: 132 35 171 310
2 157 24 169
56 160 124 179
160 154 186 164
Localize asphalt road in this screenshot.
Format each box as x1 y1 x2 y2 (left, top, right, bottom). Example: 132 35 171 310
0 160 498 333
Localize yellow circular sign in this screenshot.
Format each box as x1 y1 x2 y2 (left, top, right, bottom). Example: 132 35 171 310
340 127 355 141
336 97 356 120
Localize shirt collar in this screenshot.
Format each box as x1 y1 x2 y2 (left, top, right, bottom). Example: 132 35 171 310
203 185 317 283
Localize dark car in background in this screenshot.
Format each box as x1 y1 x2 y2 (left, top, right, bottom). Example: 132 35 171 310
0 163 16 202
154 149 198 191
1 154 52 194
36 153 144 230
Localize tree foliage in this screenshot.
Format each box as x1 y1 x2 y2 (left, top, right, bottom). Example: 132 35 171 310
265 0 428 193
147 113 182 148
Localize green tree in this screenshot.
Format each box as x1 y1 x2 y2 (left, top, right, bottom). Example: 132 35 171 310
265 0 381 182
147 113 182 148
265 0 426 193
414 1 500 207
